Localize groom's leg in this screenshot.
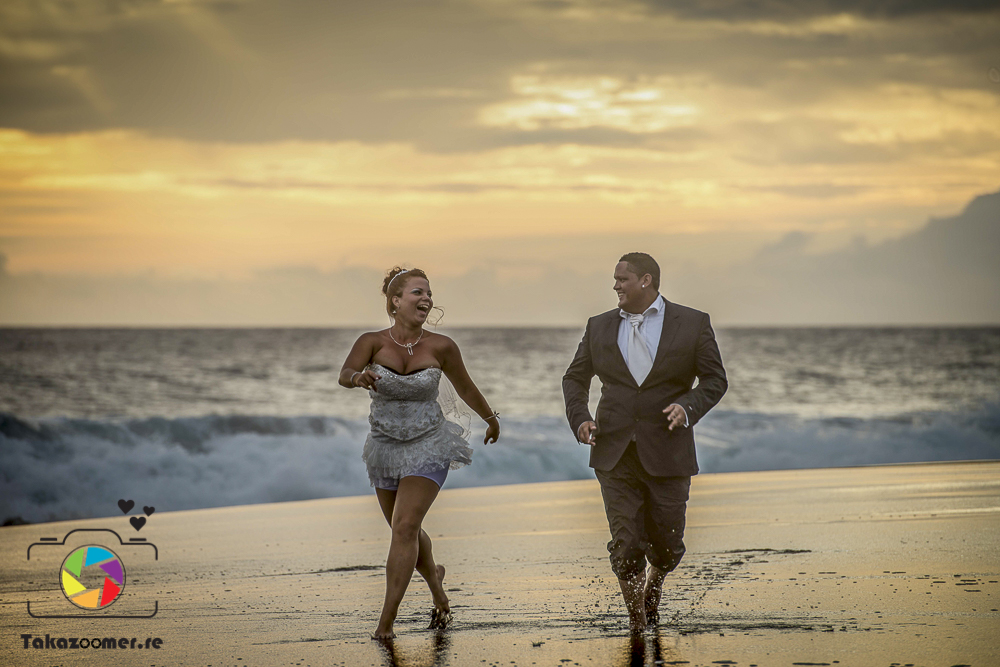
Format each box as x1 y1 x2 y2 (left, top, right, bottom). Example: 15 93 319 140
595 443 650 631
642 475 690 573
640 475 691 624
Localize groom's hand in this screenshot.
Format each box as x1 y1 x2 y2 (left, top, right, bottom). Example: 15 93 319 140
577 421 597 445
662 404 688 430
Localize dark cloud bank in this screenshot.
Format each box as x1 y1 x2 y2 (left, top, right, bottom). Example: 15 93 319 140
638 0 1000 20
669 188 1000 324
1 0 997 150
1 188 997 326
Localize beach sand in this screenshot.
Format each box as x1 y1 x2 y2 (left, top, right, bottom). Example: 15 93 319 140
2 461 997 666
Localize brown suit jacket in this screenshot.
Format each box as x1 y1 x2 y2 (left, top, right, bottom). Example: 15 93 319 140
562 299 728 477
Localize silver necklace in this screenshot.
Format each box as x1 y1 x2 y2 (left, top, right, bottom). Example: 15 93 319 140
388 328 423 355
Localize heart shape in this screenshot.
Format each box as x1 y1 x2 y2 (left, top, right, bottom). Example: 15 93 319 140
130 516 146 531
143 506 155 517
118 499 135 514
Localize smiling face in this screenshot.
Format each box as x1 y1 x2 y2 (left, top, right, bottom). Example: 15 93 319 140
391 276 433 325
614 261 653 313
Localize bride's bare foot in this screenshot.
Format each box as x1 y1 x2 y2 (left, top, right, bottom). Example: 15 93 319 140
371 628 395 640
431 565 450 610
429 606 452 629
428 564 452 629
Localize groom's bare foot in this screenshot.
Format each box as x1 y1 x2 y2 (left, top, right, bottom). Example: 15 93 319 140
619 573 647 634
644 568 665 625
643 588 661 625
628 615 647 635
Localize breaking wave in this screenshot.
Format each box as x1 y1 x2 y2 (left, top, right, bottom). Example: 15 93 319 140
2 405 998 523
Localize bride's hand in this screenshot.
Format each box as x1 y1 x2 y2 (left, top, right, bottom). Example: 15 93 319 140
484 420 500 445
352 368 381 391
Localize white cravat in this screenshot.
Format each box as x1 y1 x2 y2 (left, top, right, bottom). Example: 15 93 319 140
625 312 654 385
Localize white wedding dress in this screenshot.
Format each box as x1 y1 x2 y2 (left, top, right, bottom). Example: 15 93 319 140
361 364 473 488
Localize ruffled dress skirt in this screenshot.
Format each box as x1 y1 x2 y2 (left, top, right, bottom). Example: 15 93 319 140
361 364 473 488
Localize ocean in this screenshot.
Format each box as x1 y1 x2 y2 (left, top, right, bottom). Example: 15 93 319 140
2 327 998 523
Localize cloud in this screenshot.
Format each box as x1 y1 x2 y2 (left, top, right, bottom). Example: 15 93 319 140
666 188 1000 324
0 0 525 143
750 184 868 198
0 0 996 156
1 188 997 326
637 0 1000 20
0 263 384 326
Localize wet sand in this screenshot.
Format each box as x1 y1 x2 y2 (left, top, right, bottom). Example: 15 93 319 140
2 461 997 666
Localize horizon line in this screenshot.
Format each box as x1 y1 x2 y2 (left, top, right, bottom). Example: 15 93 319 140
2 322 999 330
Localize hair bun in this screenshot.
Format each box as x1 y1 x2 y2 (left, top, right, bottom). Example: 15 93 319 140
381 266 408 295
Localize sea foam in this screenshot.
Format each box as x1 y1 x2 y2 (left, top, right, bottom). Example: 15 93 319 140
2 406 998 523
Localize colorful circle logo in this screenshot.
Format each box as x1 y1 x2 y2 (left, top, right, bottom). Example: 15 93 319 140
59 545 126 609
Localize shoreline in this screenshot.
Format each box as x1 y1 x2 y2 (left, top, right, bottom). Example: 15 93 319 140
2 461 997 666
6 458 998 528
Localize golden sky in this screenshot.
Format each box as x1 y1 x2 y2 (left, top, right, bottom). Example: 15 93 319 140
1 0 998 325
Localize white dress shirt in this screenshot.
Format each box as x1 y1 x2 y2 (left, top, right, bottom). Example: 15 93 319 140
618 293 666 365
617 293 688 427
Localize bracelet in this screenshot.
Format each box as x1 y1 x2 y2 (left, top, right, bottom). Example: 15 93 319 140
483 411 500 422
350 371 362 387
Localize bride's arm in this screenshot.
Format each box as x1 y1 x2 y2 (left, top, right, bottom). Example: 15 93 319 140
339 333 381 390
439 336 500 443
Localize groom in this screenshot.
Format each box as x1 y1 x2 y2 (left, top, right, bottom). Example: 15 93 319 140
562 252 727 633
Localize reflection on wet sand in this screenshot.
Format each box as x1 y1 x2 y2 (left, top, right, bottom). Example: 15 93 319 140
375 630 451 667
616 630 685 667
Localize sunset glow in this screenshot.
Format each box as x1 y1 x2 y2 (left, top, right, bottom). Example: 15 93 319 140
1 0 998 324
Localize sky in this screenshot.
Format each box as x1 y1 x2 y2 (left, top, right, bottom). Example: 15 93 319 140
0 0 998 326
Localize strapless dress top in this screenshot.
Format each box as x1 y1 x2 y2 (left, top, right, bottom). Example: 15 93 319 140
361 364 473 486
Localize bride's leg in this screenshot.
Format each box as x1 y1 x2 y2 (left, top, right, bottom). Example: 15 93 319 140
415 527 450 614
413 469 450 617
376 488 448 607
373 476 440 638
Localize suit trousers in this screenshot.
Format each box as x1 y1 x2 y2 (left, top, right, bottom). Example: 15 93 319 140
594 442 690 579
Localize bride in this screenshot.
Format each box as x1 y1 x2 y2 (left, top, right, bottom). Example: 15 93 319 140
339 266 500 639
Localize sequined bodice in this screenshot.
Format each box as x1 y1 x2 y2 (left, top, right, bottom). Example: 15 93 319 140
368 363 442 401
368 364 445 442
